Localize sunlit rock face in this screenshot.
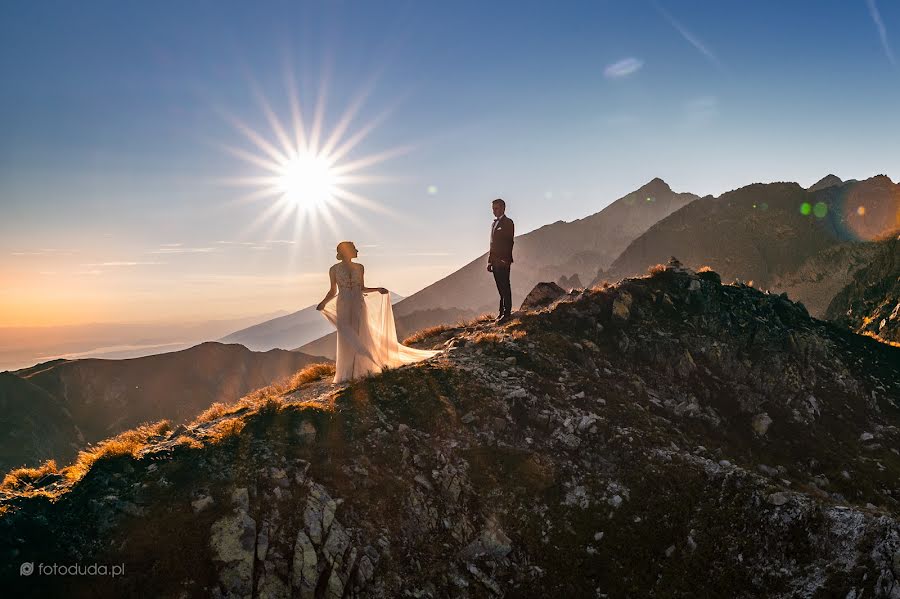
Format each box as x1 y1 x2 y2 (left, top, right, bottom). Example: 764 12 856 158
826 234 900 345
2 263 900 598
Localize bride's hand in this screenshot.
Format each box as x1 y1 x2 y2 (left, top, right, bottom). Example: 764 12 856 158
316 301 326 311
378 287 388 294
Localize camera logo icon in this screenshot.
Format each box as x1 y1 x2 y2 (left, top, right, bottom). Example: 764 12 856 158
20 562 35 576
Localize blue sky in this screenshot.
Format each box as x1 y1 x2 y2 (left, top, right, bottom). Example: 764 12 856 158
2 0 899 325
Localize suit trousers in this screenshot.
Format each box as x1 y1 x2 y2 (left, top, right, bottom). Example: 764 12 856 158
492 265 512 317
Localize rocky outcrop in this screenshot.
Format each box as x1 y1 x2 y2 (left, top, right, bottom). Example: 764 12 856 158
520 282 567 311
2 263 899 597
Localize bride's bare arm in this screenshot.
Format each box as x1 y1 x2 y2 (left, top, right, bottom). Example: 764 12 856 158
359 265 388 294
316 267 338 310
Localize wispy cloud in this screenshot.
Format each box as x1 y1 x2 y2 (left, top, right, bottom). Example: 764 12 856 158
80 261 167 267
159 242 183 247
655 2 726 73
74 269 103 276
604 58 644 79
149 247 217 254
867 0 896 65
11 248 74 256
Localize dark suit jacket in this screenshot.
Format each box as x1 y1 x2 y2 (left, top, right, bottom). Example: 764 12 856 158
488 214 514 266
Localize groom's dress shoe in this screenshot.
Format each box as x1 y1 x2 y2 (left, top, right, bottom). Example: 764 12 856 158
497 314 511 324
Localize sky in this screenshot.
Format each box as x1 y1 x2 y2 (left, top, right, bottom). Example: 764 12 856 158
2 0 900 327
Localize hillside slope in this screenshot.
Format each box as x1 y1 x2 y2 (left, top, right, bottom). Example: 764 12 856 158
2 264 899 597
8 343 323 469
0 373 84 475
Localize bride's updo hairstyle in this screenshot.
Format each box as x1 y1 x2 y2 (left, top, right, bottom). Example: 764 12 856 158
336 241 355 261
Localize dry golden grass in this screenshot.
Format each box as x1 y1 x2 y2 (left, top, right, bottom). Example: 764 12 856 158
1 459 59 490
1 420 172 495
403 324 453 345
289 362 335 387
62 420 172 483
698 265 714 273
648 263 668 275
472 328 526 344
196 362 335 420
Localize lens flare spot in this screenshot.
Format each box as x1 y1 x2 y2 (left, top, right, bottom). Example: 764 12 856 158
800 202 812 216
813 202 828 218
427 185 438 195
857 205 866 216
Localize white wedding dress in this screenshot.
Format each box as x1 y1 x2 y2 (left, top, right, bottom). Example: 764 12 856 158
319 261 441 383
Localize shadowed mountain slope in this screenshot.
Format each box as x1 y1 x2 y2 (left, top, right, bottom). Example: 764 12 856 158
0 373 84 475
6 342 323 470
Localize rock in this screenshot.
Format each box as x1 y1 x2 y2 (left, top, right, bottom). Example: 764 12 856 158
752 413 773 436
665 544 676 557
608 495 623 508
297 421 317 444
612 291 633 321
209 488 256 598
304 483 336 545
356 555 375 586
461 411 476 424
192 495 214 513
758 464 779 477
520 282 566 311
892 549 900 577
860 432 874 442
462 518 513 560
291 530 318 597
766 492 790 506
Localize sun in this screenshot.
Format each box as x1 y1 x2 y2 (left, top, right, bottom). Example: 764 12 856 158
276 152 337 209
218 72 408 244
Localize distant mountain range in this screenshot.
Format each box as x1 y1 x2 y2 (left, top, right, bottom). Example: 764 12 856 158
0 310 292 372
0 342 323 473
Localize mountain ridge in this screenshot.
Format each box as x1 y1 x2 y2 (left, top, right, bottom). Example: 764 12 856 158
2 263 899 597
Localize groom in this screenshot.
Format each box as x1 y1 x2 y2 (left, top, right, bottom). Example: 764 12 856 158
487 198 514 323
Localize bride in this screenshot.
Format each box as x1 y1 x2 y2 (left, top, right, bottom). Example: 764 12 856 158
316 241 441 383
